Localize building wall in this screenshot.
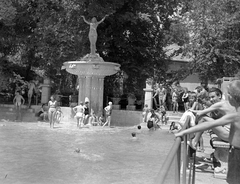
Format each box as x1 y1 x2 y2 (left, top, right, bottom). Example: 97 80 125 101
168 61 217 91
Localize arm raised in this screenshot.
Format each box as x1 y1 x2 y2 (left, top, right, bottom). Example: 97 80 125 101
81 16 90 24
97 14 108 24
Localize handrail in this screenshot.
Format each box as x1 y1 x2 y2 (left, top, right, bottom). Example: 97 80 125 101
155 116 195 184
154 136 182 184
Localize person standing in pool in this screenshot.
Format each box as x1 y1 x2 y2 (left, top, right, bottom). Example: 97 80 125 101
73 101 85 128
83 101 90 125
153 83 167 109
13 91 25 121
103 102 113 127
48 95 58 128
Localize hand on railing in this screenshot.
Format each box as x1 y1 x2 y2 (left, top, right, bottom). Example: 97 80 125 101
174 131 184 140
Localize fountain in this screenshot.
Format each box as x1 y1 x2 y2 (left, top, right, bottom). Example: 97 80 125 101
62 15 120 115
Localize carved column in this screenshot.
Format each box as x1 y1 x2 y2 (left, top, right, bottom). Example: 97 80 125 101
143 79 154 109
98 77 104 116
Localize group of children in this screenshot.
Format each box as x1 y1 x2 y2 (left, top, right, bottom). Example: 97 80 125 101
72 101 112 128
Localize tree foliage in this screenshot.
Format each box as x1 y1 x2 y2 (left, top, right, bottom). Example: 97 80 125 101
0 0 184 96
175 0 240 81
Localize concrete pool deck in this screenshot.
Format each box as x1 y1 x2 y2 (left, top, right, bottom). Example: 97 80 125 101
0 118 228 184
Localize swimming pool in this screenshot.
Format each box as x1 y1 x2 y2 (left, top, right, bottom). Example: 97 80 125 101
0 122 175 184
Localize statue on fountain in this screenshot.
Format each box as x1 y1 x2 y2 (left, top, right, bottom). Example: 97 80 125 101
81 15 109 62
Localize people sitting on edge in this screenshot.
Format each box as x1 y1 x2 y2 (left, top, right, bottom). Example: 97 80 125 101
147 109 161 130
175 80 240 184
176 91 205 151
36 103 48 121
188 87 235 150
176 91 199 130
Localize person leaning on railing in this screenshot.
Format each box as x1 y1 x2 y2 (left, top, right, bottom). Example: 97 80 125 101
175 80 240 184
186 87 235 150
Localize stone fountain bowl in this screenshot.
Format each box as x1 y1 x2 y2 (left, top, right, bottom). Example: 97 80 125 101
62 61 120 76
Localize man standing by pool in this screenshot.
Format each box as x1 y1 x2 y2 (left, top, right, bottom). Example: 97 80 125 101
103 102 112 127
153 83 167 109
13 91 25 121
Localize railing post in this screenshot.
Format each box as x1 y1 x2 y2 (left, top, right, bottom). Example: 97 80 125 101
192 152 196 184
175 144 181 184
182 135 187 184
155 116 194 184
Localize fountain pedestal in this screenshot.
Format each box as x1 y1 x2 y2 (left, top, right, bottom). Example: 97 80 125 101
62 54 120 115
143 79 154 109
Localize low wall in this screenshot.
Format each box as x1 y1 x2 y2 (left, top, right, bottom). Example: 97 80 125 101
0 104 142 126
60 107 142 127
111 110 142 127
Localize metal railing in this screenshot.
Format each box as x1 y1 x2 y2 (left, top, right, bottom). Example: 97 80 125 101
155 116 196 184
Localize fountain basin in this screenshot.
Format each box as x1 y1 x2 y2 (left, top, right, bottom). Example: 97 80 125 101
63 61 120 76
62 58 121 116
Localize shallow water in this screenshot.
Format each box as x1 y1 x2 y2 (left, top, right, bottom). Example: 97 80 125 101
0 122 175 184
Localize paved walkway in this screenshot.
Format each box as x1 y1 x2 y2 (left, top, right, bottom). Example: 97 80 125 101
194 132 228 184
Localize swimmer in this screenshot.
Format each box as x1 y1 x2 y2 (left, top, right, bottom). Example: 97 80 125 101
131 132 138 141
75 148 80 153
169 121 179 133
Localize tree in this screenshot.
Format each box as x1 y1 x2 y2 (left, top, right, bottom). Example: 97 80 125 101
0 0 184 97
0 0 16 25
174 0 240 81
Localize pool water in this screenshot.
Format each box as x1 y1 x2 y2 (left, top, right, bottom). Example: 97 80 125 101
0 122 175 184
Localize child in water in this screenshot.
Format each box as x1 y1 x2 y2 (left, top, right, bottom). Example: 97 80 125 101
55 107 63 124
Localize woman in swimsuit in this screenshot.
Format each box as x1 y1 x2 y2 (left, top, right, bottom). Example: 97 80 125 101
73 102 85 128
48 95 58 128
